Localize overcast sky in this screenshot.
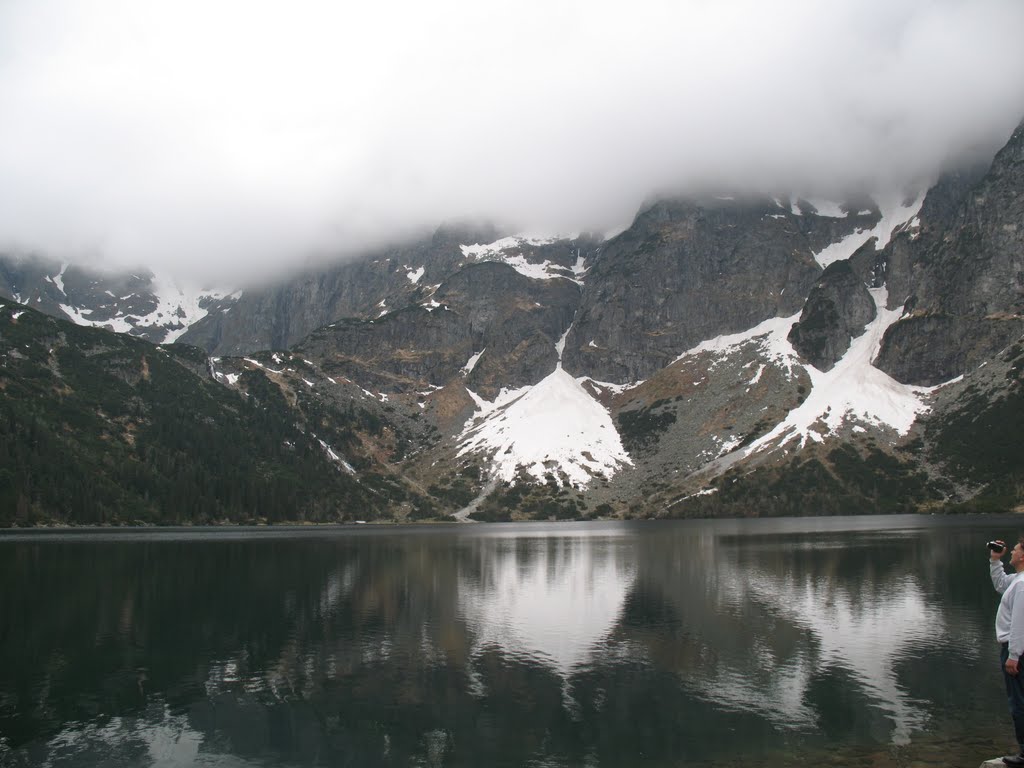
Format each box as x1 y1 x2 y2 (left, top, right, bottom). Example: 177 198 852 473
0 0 1022 279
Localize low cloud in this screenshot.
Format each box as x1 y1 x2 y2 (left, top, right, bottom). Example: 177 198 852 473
0 0 1021 280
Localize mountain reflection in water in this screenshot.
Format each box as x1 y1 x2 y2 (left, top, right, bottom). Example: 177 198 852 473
0 517 1010 767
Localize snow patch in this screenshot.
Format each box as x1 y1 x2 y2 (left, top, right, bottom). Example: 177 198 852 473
813 229 871 268
243 357 284 375
571 250 587 278
460 236 579 282
462 349 485 376
803 199 847 218
459 368 632 488
406 266 425 284
576 376 642 395
555 327 571 360
52 263 69 296
717 435 743 456
56 272 238 343
677 288 935 457
678 314 802 374
743 288 932 453
870 193 925 249
811 193 924 268
317 438 356 474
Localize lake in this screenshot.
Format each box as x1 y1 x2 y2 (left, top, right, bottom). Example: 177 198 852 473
0 514 1018 767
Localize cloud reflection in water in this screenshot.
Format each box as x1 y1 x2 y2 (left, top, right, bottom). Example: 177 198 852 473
458 536 637 680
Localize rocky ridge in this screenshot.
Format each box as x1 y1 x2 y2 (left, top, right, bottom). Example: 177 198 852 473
3 118 1023 523
0 256 238 344
876 118 1024 385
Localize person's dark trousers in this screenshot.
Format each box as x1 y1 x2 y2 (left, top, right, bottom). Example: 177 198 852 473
1002 643 1024 753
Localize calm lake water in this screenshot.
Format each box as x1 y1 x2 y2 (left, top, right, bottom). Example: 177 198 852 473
0 515 1019 767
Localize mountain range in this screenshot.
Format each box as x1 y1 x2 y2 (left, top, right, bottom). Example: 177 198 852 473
1 118 1021 525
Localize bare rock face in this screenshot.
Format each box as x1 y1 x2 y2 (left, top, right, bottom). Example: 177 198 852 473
0 256 236 343
787 260 876 372
874 313 1022 386
294 262 580 398
883 165 991 312
875 118 1024 385
562 196 873 383
180 223 501 355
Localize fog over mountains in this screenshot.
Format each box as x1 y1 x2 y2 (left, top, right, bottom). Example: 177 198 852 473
0 1 1022 279
3 113 1023 523
1 1 1023 523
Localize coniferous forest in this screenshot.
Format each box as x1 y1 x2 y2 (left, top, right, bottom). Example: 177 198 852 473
0 299 422 525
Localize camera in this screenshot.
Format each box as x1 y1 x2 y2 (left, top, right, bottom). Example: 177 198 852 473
989 541 1007 553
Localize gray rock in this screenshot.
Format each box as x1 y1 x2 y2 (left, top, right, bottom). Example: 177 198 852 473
876 117 1024 384
788 260 876 371
180 233 471 354
295 261 580 398
0 255 235 343
562 196 865 382
884 165 991 311
875 313 1022 386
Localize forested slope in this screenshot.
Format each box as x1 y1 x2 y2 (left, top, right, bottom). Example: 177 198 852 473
0 299 412 525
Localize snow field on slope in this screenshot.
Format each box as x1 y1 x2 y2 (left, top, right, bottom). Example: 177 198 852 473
459 367 632 488
459 236 585 282
811 193 924 268
57 269 239 343
745 288 934 452
677 288 935 455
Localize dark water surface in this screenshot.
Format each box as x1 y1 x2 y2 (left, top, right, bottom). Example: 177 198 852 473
0 515 1018 767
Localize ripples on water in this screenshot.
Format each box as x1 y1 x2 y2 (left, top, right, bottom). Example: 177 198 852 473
0 515 1016 767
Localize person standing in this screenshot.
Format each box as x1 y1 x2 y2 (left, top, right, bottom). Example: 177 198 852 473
992 538 1024 766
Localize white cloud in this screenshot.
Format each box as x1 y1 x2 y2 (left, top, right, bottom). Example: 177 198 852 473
0 0 1021 279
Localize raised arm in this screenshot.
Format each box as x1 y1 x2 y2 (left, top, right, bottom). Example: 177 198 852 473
994 542 1014 593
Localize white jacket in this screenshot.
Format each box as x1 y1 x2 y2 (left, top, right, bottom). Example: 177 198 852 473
993 559 1024 658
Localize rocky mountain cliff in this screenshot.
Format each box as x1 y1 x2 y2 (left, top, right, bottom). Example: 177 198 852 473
3 119 1022 524
876 120 1024 385
0 256 238 344
562 197 874 383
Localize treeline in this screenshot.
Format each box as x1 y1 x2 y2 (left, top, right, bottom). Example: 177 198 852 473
0 303 396 525
927 341 1024 513
663 444 941 519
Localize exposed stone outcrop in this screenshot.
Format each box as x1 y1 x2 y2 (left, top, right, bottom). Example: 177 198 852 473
787 260 876 372
295 261 581 398
562 196 876 383
180 227 487 355
875 118 1024 384
0 256 232 343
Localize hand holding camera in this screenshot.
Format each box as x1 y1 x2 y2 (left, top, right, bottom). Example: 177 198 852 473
990 540 1008 559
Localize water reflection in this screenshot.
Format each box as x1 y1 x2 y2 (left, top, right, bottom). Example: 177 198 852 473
458 536 635 678
671 535 946 742
0 518 1010 767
